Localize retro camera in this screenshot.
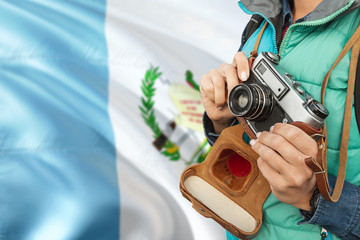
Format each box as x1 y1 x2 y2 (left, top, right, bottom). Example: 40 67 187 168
228 52 329 133
180 52 330 239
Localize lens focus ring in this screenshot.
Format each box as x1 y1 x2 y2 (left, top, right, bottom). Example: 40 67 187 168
228 83 273 121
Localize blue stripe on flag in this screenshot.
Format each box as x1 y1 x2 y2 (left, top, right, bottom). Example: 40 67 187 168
0 1 119 239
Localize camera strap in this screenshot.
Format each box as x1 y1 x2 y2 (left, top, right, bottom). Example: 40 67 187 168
248 21 268 68
237 21 270 140
305 23 360 202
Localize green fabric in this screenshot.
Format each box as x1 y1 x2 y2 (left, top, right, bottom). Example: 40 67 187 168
239 7 360 240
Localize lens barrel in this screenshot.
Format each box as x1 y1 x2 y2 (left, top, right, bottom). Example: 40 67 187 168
228 83 273 121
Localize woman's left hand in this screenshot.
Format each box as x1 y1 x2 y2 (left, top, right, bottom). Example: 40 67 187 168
250 123 318 211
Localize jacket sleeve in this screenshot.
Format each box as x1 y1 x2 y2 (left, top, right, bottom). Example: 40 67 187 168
202 112 219 146
298 175 360 240
202 112 237 146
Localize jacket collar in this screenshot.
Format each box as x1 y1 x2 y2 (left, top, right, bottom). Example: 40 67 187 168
239 0 360 48
240 0 360 23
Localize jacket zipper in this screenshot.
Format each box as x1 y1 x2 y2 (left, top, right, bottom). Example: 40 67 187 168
279 0 354 56
238 0 355 57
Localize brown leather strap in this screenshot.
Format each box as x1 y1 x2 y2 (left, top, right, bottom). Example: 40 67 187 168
306 23 360 202
238 21 269 132
236 117 256 139
249 21 268 68
237 20 269 130
320 24 360 103
289 121 323 137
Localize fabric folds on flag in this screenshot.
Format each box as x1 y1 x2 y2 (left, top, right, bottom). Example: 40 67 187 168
0 0 248 239
0 1 119 239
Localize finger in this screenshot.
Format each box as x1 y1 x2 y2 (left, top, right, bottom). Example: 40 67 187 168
251 138 292 173
200 72 215 101
233 52 250 81
271 123 318 158
256 131 307 167
219 63 240 93
211 70 227 109
257 157 282 184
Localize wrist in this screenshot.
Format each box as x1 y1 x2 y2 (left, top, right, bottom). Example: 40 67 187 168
300 188 321 219
212 118 235 134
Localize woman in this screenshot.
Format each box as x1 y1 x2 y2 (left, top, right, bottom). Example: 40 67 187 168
200 0 360 239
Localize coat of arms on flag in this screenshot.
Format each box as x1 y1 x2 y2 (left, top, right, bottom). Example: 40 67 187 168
139 66 210 164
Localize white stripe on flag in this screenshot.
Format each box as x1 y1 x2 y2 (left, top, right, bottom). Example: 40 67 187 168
106 0 249 239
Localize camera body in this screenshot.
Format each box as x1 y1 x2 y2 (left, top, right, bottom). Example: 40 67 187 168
180 52 329 239
228 52 329 134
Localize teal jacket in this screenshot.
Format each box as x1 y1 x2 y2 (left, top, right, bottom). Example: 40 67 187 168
227 0 360 239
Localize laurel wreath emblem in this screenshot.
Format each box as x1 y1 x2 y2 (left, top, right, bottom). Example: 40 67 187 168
139 66 181 161
139 66 209 163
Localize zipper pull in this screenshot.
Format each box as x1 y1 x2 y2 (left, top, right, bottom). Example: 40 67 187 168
320 227 328 240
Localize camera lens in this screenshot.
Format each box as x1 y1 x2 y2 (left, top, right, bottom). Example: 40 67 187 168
238 94 249 108
228 83 274 121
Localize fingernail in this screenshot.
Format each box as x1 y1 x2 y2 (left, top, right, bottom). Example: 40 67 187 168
270 126 274 132
256 132 261 138
249 139 256 146
240 71 248 81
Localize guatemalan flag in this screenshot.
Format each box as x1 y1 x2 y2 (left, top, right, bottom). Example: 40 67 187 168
0 1 248 239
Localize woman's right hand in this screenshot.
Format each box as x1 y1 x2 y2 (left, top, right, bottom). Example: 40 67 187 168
200 52 250 134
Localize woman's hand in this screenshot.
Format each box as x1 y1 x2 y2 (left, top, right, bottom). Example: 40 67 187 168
200 52 249 134
250 123 318 211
